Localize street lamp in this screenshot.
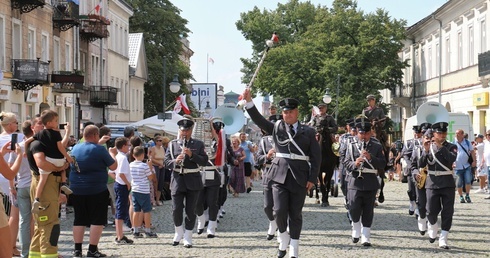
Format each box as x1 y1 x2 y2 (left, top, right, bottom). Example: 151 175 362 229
204 101 212 116
323 88 332 104
159 56 181 121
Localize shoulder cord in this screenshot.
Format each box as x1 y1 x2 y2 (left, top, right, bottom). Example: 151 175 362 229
429 144 451 171
354 140 374 169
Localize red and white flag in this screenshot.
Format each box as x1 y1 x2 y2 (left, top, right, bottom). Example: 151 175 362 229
174 94 191 115
208 57 214 65
94 0 102 13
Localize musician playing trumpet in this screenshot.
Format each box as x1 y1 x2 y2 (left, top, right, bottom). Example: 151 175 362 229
344 120 386 247
418 122 457 249
410 123 432 235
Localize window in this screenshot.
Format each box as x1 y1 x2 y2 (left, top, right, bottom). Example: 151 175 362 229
65 43 71 71
469 25 474 65
435 43 440 76
102 58 105 85
458 31 463 69
28 28 36 59
428 46 432 79
11 103 21 122
91 55 96 85
41 33 49 62
0 15 5 70
25 104 33 120
445 38 450 73
481 19 486 53
12 19 22 59
53 37 60 71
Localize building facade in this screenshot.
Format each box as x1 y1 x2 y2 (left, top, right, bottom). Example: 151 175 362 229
388 0 490 138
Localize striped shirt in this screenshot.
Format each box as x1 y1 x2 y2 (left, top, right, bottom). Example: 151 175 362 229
130 161 152 194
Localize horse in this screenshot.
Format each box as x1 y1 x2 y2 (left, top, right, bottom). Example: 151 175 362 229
371 118 390 203
313 130 339 206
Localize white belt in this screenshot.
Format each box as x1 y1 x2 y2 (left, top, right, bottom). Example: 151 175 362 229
173 168 201 174
275 153 310 161
428 170 453 176
203 166 217 171
359 168 377 174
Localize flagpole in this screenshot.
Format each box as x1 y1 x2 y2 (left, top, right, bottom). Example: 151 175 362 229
206 53 209 83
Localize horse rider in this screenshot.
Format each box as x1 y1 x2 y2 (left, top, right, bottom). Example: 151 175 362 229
165 118 208 248
418 122 457 249
344 119 386 247
309 103 338 206
242 88 320 258
268 104 283 122
410 123 432 235
402 125 423 216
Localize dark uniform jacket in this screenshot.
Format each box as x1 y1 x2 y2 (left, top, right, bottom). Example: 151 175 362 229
364 106 385 121
310 114 338 140
255 135 274 186
165 137 208 192
339 133 355 175
402 138 421 176
344 137 386 191
247 105 321 187
204 138 234 187
418 141 457 189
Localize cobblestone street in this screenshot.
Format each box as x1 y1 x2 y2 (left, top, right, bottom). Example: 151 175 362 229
56 180 489 257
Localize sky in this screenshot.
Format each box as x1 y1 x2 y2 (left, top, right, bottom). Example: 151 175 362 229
175 0 449 112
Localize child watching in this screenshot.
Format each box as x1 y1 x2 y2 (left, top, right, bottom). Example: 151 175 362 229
130 146 157 238
30 110 74 213
111 137 134 245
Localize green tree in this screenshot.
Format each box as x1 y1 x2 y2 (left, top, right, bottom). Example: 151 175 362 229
236 0 408 125
126 0 193 117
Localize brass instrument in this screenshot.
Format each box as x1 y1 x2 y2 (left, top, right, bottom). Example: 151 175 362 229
332 142 340 156
192 118 214 159
358 141 366 179
417 166 428 189
179 136 188 174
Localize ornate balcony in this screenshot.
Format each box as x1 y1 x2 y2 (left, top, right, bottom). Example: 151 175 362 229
11 59 50 91
79 14 110 42
52 0 80 31
11 0 45 14
89 86 118 107
51 71 87 94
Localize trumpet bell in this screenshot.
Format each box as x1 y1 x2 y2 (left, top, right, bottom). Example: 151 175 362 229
416 102 449 124
213 104 245 135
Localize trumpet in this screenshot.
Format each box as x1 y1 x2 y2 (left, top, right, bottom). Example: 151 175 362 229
358 141 367 179
417 166 428 189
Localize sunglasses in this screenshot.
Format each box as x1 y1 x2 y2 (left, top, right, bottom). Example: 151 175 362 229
156 140 163 142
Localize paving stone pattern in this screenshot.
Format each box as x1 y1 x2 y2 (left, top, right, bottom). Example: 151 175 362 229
56 181 489 257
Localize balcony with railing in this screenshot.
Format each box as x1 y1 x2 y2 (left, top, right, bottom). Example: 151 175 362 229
51 71 87 94
79 14 110 42
89 86 118 107
11 0 45 14
11 59 50 91
52 0 80 31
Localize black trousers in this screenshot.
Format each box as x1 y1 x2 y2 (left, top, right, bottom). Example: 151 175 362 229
347 189 377 227
263 180 274 221
195 185 220 221
415 186 427 219
172 189 200 230
272 170 306 240
426 187 455 231
407 176 417 202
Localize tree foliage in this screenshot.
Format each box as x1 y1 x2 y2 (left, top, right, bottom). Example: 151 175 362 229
236 0 409 125
126 0 192 117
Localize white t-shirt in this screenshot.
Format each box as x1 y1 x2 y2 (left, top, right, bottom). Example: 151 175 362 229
110 151 131 185
130 160 152 194
483 140 490 167
475 142 485 168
